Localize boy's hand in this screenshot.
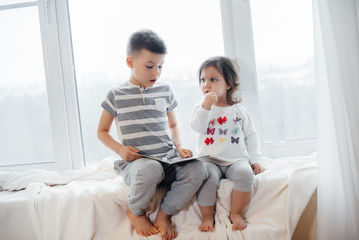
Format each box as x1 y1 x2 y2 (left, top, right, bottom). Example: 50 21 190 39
178 148 193 158
118 146 141 162
251 163 265 175
202 92 218 110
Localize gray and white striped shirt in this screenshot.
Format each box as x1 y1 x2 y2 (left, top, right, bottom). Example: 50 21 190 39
101 81 178 158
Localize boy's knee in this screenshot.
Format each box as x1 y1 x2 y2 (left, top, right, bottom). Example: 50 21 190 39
184 161 208 183
136 160 164 183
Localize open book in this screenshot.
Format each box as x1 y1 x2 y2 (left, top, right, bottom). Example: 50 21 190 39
137 151 233 166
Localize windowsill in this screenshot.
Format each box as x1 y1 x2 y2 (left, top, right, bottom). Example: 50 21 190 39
261 138 317 158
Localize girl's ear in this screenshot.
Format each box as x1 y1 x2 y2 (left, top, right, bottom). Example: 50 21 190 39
126 56 133 68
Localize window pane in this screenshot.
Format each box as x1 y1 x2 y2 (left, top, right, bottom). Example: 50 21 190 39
0 6 54 166
68 0 224 165
251 0 317 143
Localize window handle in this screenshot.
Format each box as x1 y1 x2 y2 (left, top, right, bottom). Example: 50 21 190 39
44 0 52 23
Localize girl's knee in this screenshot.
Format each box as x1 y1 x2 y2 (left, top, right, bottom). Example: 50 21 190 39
232 166 254 181
232 168 254 192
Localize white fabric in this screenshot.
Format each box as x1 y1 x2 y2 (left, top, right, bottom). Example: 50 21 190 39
0 159 116 191
0 155 316 240
314 0 359 239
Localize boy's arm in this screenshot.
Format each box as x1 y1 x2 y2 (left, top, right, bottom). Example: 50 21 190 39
97 110 140 161
167 110 193 158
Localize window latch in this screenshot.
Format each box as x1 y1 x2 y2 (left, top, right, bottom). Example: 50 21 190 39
44 0 52 24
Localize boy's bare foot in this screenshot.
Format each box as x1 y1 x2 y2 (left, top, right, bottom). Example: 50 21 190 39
127 208 159 237
230 213 247 231
199 215 214 232
154 209 178 240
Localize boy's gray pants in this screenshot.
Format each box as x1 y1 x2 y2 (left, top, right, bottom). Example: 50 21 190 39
114 158 208 216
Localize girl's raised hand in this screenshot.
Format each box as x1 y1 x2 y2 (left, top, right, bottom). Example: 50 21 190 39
202 92 218 110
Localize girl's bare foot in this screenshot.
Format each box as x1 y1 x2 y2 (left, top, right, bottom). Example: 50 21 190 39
230 213 247 231
127 208 159 237
199 215 214 232
154 209 178 240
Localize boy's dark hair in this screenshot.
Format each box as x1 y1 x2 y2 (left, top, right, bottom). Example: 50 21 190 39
127 29 167 56
198 56 241 105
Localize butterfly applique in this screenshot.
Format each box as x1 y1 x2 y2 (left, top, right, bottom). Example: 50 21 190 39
231 136 239 144
205 137 214 145
233 117 242 124
209 119 216 126
217 116 227 125
232 127 240 135
219 138 226 143
219 128 228 135
207 128 215 135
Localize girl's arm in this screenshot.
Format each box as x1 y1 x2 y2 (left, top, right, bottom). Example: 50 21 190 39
191 105 211 133
241 107 263 165
97 110 140 161
167 110 193 158
242 113 265 174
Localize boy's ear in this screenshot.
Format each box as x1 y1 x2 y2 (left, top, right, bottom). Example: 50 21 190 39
126 56 134 68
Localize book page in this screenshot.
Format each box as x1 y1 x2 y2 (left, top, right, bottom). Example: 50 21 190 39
137 152 232 166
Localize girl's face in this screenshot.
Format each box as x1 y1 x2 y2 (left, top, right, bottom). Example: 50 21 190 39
127 49 165 89
200 66 230 105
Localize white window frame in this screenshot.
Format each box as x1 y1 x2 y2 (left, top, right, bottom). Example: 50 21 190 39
0 0 84 171
220 0 317 158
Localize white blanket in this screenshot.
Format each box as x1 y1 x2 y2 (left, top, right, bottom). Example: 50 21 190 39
0 155 317 240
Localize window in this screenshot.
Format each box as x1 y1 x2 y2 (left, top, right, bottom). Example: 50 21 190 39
0 2 53 167
68 0 224 165
0 0 83 171
221 0 317 157
2 0 317 171
251 0 316 144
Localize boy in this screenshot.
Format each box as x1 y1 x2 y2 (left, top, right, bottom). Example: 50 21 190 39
97 29 208 240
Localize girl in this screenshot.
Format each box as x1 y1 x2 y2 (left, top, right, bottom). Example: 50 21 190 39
191 56 265 232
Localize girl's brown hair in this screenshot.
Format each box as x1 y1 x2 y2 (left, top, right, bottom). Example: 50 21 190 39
198 56 241 105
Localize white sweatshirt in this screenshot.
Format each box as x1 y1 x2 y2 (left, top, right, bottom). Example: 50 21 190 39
191 103 262 165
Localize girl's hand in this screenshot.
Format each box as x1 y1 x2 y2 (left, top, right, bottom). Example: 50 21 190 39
202 92 218 110
118 145 141 162
178 148 193 158
251 163 265 175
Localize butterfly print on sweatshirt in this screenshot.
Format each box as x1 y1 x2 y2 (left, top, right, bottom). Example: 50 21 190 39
232 127 240 135
217 116 227 125
231 136 239 144
205 137 214 145
219 128 228 135
207 128 215 135
233 117 241 124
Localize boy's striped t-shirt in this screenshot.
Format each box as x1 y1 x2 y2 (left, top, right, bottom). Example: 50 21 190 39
101 81 178 157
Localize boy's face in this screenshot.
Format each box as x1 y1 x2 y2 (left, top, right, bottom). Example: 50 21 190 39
127 49 165 89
